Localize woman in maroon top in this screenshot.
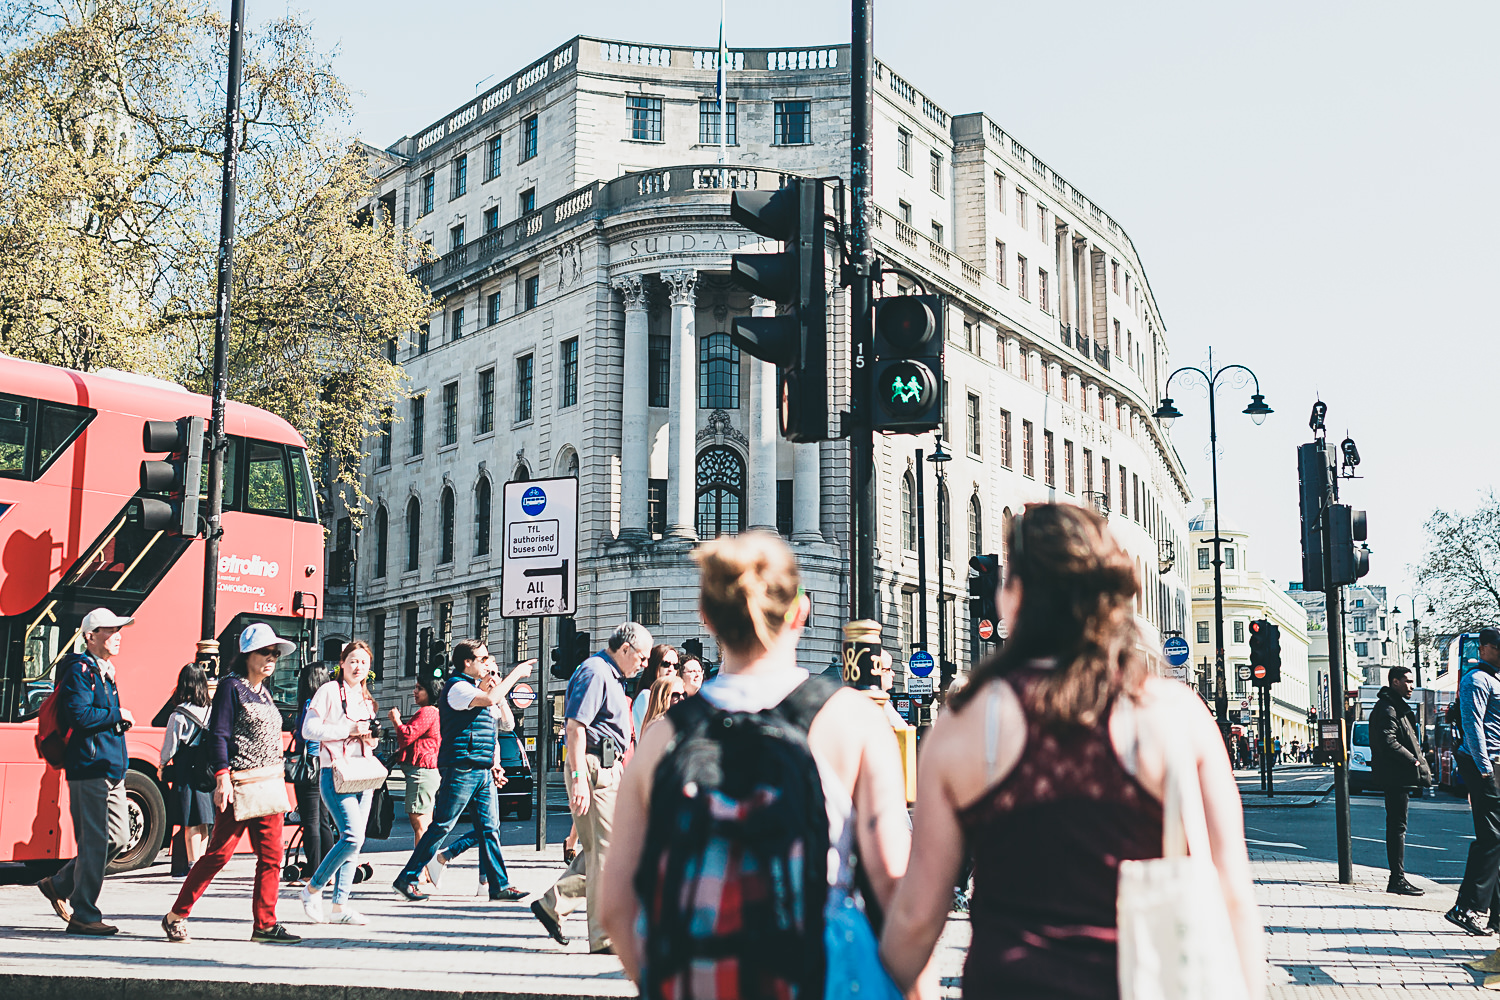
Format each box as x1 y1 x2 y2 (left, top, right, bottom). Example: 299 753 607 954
389 678 442 843
881 503 1261 1000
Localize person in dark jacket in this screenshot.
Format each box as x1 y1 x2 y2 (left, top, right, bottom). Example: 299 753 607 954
1371 664 1432 895
35 608 135 936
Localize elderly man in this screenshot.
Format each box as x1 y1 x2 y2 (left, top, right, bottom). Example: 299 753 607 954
530 621 651 953
37 609 136 936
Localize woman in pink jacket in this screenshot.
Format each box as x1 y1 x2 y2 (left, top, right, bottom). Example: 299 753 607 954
389 677 442 843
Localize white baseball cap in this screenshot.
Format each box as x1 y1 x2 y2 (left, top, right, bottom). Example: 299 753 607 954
239 622 297 657
80 608 134 634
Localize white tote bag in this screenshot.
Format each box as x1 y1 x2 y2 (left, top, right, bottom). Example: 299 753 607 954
1117 738 1247 1000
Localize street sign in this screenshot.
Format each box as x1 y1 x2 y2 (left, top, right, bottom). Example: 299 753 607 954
510 681 536 710
1240 699 1249 709
907 675 933 696
978 619 995 641
909 649 935 677
1163 635 1190 666
500 477 578 618
1253 664 1267 680
1237 664 1253 682
893 697 913 721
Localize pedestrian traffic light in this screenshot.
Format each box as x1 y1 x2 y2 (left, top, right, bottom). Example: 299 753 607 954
1328 504 1370 586
871 295 943 434
139 417 205 537
728 178 829 443
1248 619 1281 685
1296 441 1333 591
968 554 1001 641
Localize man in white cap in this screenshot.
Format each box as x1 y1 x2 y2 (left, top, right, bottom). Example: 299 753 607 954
37 608 135 935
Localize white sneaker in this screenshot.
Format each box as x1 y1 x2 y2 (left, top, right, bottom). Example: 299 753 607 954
329 908 368 925
299 886 325 924
425 854 447 890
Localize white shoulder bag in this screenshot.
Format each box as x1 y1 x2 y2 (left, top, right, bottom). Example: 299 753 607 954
1117 731 1247 1000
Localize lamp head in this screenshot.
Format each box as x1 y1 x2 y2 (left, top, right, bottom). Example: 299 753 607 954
1340 436 1360 468
1244 393 1272 426
1309 400 1327 433
1153 397 1183 429
928 436 952 464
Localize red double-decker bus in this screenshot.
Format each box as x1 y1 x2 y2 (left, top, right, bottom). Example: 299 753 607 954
0 355 324 872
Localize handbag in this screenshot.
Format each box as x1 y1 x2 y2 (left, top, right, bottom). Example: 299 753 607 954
1117 733 1247 1000
331 751 389 793
365 780 395 840
231 763 291 821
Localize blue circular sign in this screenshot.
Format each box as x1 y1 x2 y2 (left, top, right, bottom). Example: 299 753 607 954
909 649 935 677
1163 636 1191 667
520 486 547 516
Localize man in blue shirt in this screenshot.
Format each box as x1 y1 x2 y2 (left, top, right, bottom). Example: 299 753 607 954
1447 627 1500 935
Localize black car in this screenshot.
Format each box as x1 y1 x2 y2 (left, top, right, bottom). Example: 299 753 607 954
496 729 534 820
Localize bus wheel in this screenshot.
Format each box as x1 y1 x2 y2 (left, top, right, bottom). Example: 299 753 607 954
108 770 167 874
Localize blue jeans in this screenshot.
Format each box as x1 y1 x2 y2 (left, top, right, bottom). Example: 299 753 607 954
398 766 510 892
442 796 485 862
309 767 372 905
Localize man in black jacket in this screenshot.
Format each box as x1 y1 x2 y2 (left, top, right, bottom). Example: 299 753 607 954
1371 665 1432 895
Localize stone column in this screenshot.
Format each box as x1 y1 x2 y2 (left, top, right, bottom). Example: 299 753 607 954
792 442 822 542
1075 238 1091 348
663 269 698 540
747 297 778 532
614 275 649 538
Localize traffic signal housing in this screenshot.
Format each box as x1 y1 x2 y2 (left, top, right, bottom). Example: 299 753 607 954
968 553 1001 642
728 178 829 442
1329 504 1370 586
551 617 578 681
1248 619 1281 686
1296 442 1332 591
872 295 943 433
139 417 205 537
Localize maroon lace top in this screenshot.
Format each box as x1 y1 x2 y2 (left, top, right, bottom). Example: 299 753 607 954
958 667 1164 1000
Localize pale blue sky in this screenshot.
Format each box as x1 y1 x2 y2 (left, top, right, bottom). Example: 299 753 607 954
279 0 1499 604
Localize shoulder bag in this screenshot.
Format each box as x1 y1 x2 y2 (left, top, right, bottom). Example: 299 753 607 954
330 684 389 794
1116 729 1248 1000
231 763 291 821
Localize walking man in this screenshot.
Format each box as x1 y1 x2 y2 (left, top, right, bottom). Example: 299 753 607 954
530 621 650 953
1371 665 1431 895
392 640 533 902
37 609 136 935
1447 627 1500 934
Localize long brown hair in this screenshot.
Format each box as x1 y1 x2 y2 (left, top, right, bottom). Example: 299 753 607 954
949 503 1148 728
337 639 379 714
694 532 801 655
642 675 686 730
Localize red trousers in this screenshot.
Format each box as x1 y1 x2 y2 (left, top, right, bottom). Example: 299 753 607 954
171 803 283 931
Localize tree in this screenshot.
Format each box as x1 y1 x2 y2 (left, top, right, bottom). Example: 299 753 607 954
0 0 429 514
1416 492 1500 635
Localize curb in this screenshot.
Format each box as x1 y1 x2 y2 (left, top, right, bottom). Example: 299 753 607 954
0 975 604 1000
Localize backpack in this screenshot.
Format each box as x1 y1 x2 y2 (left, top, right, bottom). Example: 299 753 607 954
634 675 841 1000
35 687 69 769
165 708 217 792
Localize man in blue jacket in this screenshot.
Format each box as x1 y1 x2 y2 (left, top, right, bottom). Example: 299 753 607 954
36 609 135 936
1447 627 1500 935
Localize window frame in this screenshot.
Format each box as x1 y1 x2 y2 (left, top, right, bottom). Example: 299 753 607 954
521 115 538 161
450 153 467 199
560 337 579 408
441 381 458 448
896 128 911 173
627 95 664 142
773 100 812 145
698 99 738 145
515 353 534 423
485 135 502 181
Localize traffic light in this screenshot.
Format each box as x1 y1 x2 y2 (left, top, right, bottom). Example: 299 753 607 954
1248 619 1281 686
551 617 578 681
1296 442 1332 591
968 554 1001 641
684 637 704 663
939 658 957 693
139 417 205 537
1328 504 1370 586
728 178 829 443
871 295 943 433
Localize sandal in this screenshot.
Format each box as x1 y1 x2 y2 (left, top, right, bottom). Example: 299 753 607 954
162 914 189 942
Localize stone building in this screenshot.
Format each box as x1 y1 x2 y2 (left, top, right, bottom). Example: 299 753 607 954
321 36 1195 717
1287 582 1396 685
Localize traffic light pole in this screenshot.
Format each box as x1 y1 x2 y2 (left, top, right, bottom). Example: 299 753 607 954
849 0 876 623
1319 436 1353 884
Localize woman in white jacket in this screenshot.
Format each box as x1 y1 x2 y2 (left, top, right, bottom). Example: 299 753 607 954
298 641 380 924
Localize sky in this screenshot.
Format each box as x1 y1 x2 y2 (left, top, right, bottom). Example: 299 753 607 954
275 0 1498 604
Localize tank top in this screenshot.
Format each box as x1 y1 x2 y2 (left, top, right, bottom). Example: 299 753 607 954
958 666 1164 1000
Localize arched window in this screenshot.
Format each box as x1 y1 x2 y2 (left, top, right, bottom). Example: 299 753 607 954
698 331 740 409
374 505 388 578
405 497 421 572
1001 506 1012 563
512 463 530 482
900 473 916 552
440 486 456 564
475 477 492 556
937 483 951 562
969 494 983 561
696 446 745 539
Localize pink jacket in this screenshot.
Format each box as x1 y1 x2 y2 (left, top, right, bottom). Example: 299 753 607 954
394 704 440 769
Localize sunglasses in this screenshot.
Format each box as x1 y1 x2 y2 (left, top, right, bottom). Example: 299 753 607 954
668 692 685 705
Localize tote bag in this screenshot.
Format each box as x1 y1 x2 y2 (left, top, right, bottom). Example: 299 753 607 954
1117 737 1247 1000
231 764 291 821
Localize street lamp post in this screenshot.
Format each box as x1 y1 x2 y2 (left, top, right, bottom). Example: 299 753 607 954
1154 350 1272 751
1393 593 1434 688
928 438 952 689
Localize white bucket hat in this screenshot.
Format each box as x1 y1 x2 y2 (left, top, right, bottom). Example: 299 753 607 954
80 608 134 634
239 622 296 657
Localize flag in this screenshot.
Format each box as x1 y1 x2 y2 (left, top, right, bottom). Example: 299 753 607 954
715 14 727 105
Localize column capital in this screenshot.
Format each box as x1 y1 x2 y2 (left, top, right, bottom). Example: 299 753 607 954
612 274 647 309
663 268 698 306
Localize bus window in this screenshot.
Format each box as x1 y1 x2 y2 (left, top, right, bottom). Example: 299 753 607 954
36 402 95 477
200 436 238 510
0 398 26 477
289 446 317 522
246 440 290 515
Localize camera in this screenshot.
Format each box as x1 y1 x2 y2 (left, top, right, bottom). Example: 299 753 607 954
366 718 383 740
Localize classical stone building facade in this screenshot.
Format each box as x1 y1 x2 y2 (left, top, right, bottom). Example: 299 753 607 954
323 36 1194 716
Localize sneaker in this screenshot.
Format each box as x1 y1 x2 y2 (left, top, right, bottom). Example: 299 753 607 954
299 885 325 923
162 914 189 943
36 877 70 923
531 899 569 946
490 885 526 902
1446 906 1489 936
393 877 429 902
329 908 368 925
425 853 448 890
251 923 303 944
66 918 118 936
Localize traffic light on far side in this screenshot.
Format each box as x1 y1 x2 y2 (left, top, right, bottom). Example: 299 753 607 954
1248 618 1281 686
872 295 943 433
551 617 578 681
968 553 1001 641
140 417 205 537
728 178 829 443
1329 504 1370 586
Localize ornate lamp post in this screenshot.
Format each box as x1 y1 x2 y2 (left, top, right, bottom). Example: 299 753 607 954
1393 593 1435 688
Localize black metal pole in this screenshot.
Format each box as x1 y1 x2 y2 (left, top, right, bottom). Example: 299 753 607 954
536 621 549 850
849 0 875 623
1322 442 1353 884
1413 610 1423 688
1208 381 1230 747
936 455 947 675
199 0 247 672
915 449 928 650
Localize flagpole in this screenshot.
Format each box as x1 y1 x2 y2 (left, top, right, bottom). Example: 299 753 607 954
718 0 727 165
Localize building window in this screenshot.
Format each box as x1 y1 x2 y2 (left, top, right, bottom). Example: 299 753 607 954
648 478 667 535
405 496 421 572
410 395 425 456
630 590 662 628
419 172 434 215
774 100 812 144
628 95 663 142
449 306 464 341
450 154 467 199
560 337 579 408
1114 319 1122 355
486 135 502 180
522 115 538 161
898 200 912 224
1016 188 1027 224
995 241 1007 285
777 480 793 537
515 354 533 422
696 446 745 539
1101 458 1111 509
1039 269 1050 313
1233 620 1245 644
937 484 950 562
523 274 539 310
966 393 981 456
698 100 737 144
931 221 944 246
1112 260 1120 292
1017 255 1029 299
900 473 916 552
1021 420 1035 478
377 415 392 467
964 320 977 354
1037 204 1046 235
403 607 419 677
441 381 458 447
475 477 491 556
478 367 495 435
450 224 465 252
999 409 1012 469
417 323 430 354
371 612 387 678
1353 614 1367 632
941 377 951 441
439 486 455 564
519 188 535 215
896 128 911 172
487 291 501 326
900 590 915 657
1043 431 1056 487
968 495 983 562
649 334 671 407
1196 621 1210 644
1063 439 1075 494
699 331 740 408
1355 641 1369 657
929 150 943 194
471 593 490 643
994 170 1005 209
1225 547 1235 569
1082 447 1093 496
373 505 388 578
483 207 499 233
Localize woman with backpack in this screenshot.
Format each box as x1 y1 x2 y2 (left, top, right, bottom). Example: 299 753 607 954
599 532 914 1000
878 503 1263 1000
159 663 214 874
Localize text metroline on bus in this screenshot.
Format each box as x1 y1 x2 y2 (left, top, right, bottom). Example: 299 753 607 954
0 355 325 872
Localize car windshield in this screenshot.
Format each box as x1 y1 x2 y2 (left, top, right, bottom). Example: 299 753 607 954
1352 722 1369 747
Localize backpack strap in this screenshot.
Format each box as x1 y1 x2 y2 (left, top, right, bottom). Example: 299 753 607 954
775 674 843 733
